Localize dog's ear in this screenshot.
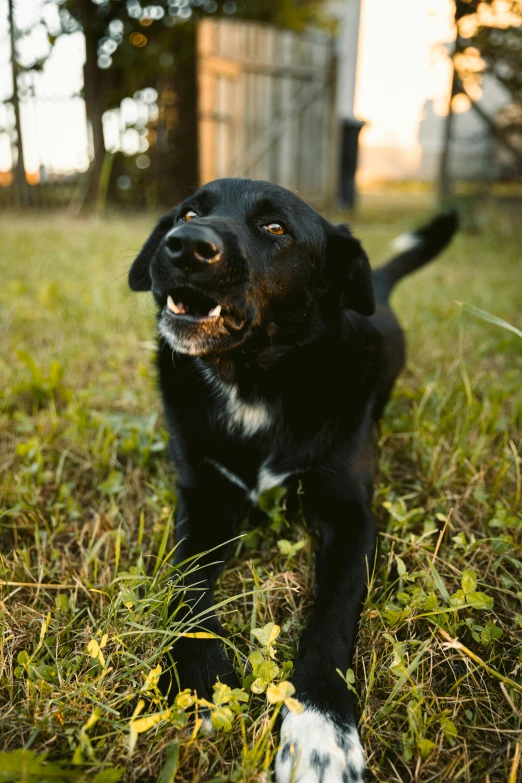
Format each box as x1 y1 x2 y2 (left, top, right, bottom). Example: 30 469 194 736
129 210 176 291
322 223 375 316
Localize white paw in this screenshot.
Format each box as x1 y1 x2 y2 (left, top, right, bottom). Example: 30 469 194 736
198 713 214 736
275 705 365 783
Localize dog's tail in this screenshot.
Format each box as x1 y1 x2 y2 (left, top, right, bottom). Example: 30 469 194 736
372 210 459 305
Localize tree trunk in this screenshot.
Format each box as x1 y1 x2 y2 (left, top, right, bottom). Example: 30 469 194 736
158 25 199 206
81 5 108 207
8 0 29 205
438 38 460 204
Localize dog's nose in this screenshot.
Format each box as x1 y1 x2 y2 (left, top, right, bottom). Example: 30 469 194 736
165 225 223 266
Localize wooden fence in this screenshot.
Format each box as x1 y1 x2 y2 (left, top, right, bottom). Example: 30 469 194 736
197 19 338 213
0 20 338 212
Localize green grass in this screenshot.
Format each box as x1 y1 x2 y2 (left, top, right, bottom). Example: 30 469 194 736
1 201 521 782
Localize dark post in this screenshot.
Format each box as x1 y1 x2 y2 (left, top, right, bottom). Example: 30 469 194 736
338 117 364 209
438 38 459 204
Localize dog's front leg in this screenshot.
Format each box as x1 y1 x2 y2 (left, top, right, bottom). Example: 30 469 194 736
276 471 376 783
161 464 246 702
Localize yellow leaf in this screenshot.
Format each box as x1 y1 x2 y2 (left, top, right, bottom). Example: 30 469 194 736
131 708 171 734
266 623 280 644
251 677 268 694
87 639 100 658
142 664 162 691
284 697 303 714
211 705 234 732
131 699 145 720
212 682 231 704
252 622 280 649
128 726 138 755
175 690 195 710
82 708 100 731
180 632 217 639
266 681 296 704
100 633 109 649
72 744 83 765
40 612 51 640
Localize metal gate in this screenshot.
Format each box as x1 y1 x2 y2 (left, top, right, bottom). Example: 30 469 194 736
197 19 338 213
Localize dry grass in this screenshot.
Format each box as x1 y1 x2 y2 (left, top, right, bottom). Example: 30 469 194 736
0 200 521 782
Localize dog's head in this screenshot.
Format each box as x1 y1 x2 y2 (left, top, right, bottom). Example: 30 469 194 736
129 178 374 355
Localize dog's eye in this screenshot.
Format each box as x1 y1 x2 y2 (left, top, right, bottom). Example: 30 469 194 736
182 209 198 221
264 222 285 235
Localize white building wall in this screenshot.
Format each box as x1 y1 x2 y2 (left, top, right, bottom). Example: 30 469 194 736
328 0 362 120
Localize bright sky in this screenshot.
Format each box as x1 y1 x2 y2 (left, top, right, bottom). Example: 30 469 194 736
355 0 454 147
354 0 454 180
0 0 455 177
0 0 89 174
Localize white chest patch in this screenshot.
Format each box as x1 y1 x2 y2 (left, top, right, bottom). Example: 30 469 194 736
226 387 272 437
198 363 273 437
276 706 365 783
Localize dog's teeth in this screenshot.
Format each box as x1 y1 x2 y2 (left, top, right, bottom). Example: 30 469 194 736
208 305 222 318
167 296 185 314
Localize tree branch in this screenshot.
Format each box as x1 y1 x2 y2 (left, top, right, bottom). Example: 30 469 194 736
456 75 522 170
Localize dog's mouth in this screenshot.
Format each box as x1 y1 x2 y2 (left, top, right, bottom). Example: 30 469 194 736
164 287 223 322
158 285 249 354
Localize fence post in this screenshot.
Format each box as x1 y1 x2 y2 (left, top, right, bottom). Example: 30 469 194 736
325 42 339 219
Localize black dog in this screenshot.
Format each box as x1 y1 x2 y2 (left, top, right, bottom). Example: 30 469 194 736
128 178 458 783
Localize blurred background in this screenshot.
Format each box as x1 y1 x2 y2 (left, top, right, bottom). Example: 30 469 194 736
0 0 521 213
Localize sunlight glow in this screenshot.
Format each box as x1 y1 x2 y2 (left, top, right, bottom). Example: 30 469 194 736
354 0 455 182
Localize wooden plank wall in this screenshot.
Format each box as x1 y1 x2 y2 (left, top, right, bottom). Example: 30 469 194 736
197 19 338 213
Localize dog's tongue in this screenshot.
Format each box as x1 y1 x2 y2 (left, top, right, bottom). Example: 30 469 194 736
167 296 186 314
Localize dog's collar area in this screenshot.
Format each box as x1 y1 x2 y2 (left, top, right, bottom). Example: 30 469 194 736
165 287 222 320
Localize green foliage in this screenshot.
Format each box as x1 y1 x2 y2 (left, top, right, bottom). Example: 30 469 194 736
0 749 123 782
258 485 288 531
458 302 522 340
245 621 297 705
155 743 179 783
15 350 68 408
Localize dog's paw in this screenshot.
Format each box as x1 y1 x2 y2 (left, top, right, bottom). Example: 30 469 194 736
197 712 215 736
160 636 238 704
275 705 365 783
